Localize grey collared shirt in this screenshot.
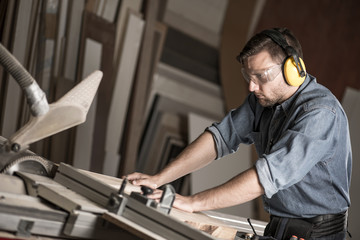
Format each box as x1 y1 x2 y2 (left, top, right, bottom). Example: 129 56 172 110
207 74 352 218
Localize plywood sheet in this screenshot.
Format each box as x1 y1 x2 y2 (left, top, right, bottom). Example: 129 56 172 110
104 10 145 176
119 1 162 176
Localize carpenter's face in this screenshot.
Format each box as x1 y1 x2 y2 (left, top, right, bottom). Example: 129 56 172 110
242 50 291 107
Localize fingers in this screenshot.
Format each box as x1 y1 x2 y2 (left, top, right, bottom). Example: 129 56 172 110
125 172 147 180
136 179 158 189
124 172 158 189
147 189 163 200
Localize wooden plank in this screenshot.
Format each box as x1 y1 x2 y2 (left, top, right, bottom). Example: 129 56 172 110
113 0 143 64
81 168 244 239
78 168 141 194
100 0 120 22
119 0 162 176
103 10 145 176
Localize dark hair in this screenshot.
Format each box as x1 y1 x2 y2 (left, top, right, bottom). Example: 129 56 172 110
237 28 303 65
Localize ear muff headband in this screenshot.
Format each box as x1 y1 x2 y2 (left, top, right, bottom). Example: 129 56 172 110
262 29 306 87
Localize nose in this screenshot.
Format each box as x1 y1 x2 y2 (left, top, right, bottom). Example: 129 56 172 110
248 80 259 92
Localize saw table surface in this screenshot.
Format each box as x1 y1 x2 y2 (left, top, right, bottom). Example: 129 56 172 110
81 169 266 239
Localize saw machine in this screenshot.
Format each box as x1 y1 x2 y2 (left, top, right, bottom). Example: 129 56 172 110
0 43 266 239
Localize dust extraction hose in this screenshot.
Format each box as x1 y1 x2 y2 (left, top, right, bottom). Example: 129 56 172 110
0 43 48 116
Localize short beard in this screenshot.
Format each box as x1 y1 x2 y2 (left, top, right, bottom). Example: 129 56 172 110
257 95 281 107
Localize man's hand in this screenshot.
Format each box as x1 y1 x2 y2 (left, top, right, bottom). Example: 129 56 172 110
125 172 160 189
145 189 195 213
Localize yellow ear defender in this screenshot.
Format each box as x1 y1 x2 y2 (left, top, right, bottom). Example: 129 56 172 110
262 29 306 87
283 56 306 87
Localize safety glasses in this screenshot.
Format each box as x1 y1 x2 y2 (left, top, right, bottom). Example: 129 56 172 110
241 64 282 85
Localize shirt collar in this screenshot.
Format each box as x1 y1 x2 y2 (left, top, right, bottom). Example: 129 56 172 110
279 74 316 115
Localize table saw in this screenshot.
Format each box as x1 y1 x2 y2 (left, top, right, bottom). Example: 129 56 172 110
0 144 266 239
0 42 266 240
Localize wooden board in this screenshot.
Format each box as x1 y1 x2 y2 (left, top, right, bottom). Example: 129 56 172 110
119 1 162 176
103 10 145 176
113 0 143 66
80 169 240 239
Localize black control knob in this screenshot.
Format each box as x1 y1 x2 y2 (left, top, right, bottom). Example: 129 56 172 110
141 185 153 196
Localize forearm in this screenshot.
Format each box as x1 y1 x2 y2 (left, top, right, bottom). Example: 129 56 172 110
156 131 217 186
187 166 264 212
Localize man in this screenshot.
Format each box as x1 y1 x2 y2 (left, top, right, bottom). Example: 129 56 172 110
127 28 352 239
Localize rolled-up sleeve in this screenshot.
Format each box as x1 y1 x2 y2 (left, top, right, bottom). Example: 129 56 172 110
206 95 257 160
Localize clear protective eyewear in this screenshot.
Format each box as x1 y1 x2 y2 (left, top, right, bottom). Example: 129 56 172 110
241 64 282 85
